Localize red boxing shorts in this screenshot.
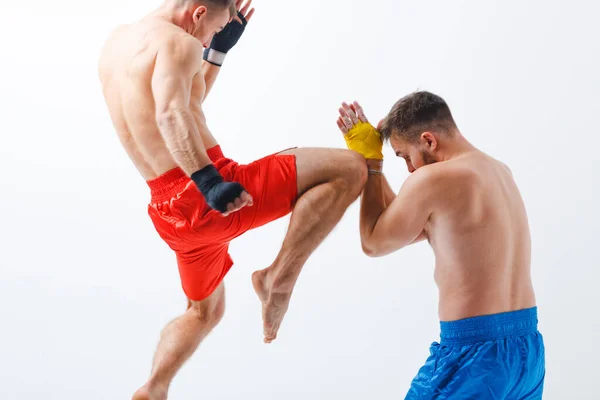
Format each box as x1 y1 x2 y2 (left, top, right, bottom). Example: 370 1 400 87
147 145 297 301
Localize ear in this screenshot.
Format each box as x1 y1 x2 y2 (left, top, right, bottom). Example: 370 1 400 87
421 132 438 151
193 6 208 23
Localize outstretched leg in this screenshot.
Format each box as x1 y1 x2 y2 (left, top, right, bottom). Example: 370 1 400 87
252 148 367 343
132 284 226 400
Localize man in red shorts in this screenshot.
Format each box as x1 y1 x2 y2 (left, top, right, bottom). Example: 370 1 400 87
98 1 367 399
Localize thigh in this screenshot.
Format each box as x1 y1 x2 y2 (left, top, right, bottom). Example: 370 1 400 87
276 147 366 196
511 332 546 399
427 341 517 399
177 244 233 302
405 342 441 400
229 151 299 231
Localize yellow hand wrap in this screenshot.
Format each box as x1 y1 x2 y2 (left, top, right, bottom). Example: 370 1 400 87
343 122 384 160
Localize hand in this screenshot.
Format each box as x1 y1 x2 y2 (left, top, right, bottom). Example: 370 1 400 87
337 101 384 160
191 165 254 216
233 0 256 26
203 0 256 66
221 188 254 217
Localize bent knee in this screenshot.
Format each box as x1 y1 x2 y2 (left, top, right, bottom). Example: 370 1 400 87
341 150 368 190
189 296 225 326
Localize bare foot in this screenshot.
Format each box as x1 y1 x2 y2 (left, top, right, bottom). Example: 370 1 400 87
252 269 292 343
252 269 269 304
132 384 166 400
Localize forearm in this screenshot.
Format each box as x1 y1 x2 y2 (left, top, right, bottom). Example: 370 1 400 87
156 107 212 175
201 61 221 101
201 7 253 100
381 173 396 207
366 156 396 207
360 161 388 252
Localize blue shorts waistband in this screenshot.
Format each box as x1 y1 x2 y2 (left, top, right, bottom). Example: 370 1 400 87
440 307 539 346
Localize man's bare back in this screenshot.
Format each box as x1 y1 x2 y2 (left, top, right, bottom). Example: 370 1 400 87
423 151 536 321
98 17 216 181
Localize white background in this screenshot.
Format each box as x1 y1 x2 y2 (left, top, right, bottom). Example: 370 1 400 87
1 0 599 399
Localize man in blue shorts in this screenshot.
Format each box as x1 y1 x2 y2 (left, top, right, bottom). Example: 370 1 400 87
336 93 545 399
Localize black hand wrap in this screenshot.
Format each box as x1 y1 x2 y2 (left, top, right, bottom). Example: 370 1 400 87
203 11 248 66
191 165 245 213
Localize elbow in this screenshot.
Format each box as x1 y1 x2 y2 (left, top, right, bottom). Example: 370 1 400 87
361 239 382 258
155 108 175 128
361 237 402 258
362 247 379 258
155 103 187 125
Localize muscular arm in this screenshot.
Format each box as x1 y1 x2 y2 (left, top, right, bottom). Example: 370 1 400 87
360 166 435 257
381 174 396 207
381 174 429 243
189 70 219 149
392 172 428 244
151 40 213 175
200 61 221 102
200 2 255 102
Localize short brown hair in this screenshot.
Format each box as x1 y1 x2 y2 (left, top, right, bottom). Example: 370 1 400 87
204 0 236 16
380 91 457 142
186 0 235 16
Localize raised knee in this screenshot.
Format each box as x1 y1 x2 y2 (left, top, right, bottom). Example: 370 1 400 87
190 298 225 326
211 298 226 324
344 150 368 190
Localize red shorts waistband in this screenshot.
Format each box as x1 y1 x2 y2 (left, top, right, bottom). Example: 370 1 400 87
147 145 225 202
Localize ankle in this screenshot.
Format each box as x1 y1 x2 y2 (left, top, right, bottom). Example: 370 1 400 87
269 272 297 296
146 378 169 399
133 383 167 400
268 291 292 307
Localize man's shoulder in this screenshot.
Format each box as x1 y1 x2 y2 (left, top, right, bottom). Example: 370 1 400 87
102 22 138 49
404 159 479 202
412 159 475 184
98 25 131 72
132 17 204 64
157 31 204 68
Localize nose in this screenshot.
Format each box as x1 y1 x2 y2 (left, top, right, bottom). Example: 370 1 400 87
405 160 415 173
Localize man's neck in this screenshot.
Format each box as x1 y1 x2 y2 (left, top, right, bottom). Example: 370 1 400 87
439 132 478 162
150 2 191 33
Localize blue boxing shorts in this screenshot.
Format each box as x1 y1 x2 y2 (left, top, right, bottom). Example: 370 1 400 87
405 307 545 399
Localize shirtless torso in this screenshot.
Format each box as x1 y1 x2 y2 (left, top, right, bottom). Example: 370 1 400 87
353 135 536 322
423 151 536 321
337 95 544 399
98 16 218 181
